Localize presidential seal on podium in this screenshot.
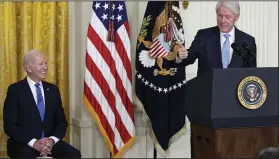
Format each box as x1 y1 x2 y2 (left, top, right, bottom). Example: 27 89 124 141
237 76 267 109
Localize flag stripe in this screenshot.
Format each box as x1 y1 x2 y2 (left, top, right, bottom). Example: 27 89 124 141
150 40 160 52
117 22 131 60
84 60 125 150
86 38 134 140
87 39 135 138
114 34 134 121
87 22 134 125
86 44 131 144
158 52 167 58
152 46 165 57
157 47 167 58
84 2 135 157
90 12 133 104
91 12 132 84
87 20 134 140
84 83 118 153
85 68 125 152
124 21 130 38
115 28 132 83
154 45 165 55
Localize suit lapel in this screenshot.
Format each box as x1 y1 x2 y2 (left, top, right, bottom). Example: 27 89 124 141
42 81 50 121
23 78 42 121
228 27 240 68
213 27 223 67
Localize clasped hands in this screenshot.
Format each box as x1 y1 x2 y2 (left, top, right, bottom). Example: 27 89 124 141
33 138 54 157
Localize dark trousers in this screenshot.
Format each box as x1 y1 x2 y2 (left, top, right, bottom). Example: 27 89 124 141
7 138 81 158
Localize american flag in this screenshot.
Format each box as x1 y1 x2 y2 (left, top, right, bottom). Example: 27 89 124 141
149 34 170 58
83 1 136 157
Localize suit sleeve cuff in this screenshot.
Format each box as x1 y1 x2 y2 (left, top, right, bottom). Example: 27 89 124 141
28 138 37 147
49 136 60 144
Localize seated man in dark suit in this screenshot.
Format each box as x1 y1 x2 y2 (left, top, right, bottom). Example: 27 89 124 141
3 50 81 158
176 0 257 77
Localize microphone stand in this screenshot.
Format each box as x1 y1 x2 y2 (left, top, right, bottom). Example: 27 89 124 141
238 48 249 68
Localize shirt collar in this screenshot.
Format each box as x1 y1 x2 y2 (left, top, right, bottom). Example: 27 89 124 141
220 26 235 38
27 76 43 87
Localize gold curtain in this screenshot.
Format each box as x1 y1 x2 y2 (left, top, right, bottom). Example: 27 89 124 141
0 2 69 157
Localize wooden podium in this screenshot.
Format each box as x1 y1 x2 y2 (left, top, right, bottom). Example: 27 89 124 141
185 67 279 158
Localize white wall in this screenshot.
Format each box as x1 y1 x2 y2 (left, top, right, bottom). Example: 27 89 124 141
69 1 278 158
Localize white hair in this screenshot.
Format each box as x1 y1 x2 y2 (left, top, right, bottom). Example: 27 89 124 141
216 1 240 16
23 50 42 71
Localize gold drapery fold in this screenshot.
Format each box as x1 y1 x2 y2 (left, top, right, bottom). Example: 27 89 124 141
0 2 69 157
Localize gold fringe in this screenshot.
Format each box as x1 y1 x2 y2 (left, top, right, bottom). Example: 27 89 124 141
114 136 136 158
133 94 187 156
83 95 136 158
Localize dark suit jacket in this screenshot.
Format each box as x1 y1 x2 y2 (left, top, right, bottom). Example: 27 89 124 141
3 78 68 146
180 26 257 76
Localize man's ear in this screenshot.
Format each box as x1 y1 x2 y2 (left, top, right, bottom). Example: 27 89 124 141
235 15 239 21
26 65 32 73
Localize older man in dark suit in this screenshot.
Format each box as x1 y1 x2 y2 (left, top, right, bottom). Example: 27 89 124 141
176 1 257 76
3 50 81 158
176 1 257 157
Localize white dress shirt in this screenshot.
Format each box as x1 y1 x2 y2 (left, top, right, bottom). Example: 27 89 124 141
220 27 235 64
26 76 59 147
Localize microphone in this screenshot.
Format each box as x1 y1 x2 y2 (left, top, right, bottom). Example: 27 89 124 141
241 43 256 57
231 42 255 68
231 43 247 57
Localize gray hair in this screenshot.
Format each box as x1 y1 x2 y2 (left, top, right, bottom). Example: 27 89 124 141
216 1 240 16
258 147 279 159
23 50 42 71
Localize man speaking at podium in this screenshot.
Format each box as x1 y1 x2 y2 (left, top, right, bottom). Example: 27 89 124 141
176 0 257 76
175 1 257 158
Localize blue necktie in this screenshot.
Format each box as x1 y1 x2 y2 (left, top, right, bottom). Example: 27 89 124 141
35 83 45 138
222 34 230 68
